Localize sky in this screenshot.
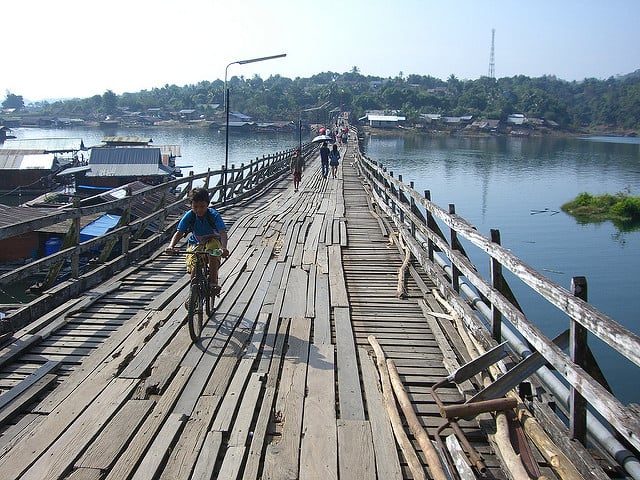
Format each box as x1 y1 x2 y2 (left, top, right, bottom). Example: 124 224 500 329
3 0 639 103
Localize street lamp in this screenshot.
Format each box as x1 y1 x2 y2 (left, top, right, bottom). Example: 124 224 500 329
223 53 286 204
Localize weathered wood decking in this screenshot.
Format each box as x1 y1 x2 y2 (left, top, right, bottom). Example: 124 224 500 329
0 141 563 479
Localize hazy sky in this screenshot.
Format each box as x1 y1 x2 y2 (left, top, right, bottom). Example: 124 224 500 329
4 0 639 102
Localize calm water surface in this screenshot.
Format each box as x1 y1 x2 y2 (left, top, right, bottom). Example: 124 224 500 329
7 127 640 402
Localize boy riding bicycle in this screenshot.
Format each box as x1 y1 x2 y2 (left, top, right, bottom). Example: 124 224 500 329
165 187 229 295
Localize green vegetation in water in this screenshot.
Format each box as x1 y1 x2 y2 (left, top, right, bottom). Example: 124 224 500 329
562 191 640 231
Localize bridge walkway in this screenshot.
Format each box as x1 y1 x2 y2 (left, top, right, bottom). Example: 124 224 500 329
0 139 559 479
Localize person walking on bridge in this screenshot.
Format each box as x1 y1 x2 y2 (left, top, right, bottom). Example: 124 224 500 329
319 141 330 178
328 144 340 178
290 147 304 192
165 187 229 296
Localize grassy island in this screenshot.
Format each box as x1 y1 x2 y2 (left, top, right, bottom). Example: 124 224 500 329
562 192 640 230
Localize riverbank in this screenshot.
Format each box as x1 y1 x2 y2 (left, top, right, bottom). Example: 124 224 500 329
363 125 639 139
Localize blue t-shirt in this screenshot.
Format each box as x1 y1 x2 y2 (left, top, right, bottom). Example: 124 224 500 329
177 208 226 245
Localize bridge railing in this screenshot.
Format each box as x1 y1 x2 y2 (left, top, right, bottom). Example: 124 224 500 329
352 132 640 456
0 144 310 334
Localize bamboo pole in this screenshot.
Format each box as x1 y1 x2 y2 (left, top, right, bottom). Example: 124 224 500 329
397 232 410 298
432 289 537 479
386 358 449 480
433 290 584 480
367 336 427 480
495 410 537 480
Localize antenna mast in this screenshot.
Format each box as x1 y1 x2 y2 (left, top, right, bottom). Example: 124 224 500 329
488 28 496 79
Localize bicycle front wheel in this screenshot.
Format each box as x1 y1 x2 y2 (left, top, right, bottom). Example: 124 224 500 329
188 282 204 342
204 282 212 316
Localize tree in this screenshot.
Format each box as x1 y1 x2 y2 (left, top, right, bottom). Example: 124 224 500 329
2 92 25 110
102 90 118 114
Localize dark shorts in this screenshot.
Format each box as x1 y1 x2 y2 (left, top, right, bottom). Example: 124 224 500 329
293 172 302 181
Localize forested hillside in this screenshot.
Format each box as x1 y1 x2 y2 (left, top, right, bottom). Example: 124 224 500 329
4 68 640 132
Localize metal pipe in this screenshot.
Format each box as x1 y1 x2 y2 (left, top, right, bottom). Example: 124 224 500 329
431 252 640 480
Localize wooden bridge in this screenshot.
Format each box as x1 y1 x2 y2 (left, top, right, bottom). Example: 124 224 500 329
0 128 638 479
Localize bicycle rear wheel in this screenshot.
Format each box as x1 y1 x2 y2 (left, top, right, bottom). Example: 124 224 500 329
188 281 204 342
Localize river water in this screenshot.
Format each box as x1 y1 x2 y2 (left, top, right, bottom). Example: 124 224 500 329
5 126 640 403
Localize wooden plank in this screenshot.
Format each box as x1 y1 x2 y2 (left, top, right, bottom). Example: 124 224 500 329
18 378 138 480
160 395 219 479
0 373 58 427
337 420 376 480
339 218 348 246
316 242 329 274
300 343 338 480
142 319 193 396
359 348 403 479
131 413 185 480
280 266 308 318
302 214 324 266
313 271 331 345
190 431 223 480
305 263 316 319
74 399 155 469
66 467 104 480
334 307 365 420
118 309 185 379
0 413 43 453
104 366 193 480
262 317 310 480
210 358 254 432
243 318 289 479
216 373 264 478
0 360 59 410
328 244 349 307
33 309 158 414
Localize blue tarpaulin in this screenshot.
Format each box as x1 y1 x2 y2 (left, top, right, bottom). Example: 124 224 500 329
80 214 121 242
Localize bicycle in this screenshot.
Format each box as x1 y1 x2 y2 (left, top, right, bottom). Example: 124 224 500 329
166 247 224 342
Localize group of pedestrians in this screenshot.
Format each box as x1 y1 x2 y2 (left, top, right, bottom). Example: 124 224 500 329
319 142 340 179
290 139 341 192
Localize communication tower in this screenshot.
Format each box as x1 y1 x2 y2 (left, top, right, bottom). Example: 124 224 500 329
488 28 496 79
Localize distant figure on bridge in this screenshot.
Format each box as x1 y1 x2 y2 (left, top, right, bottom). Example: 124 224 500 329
165 187 229 295
319 141 330 178
328 144 340 178
290 147 304 192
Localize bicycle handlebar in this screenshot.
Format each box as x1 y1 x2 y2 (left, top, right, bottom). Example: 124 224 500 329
164 248 225 257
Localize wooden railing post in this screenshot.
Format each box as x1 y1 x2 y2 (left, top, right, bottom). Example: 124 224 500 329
449 204 461 292
490 229 503 342
203 168 211 190
570 276 588 443
409 181 416 238
425 190 434 261
70 200 81 278
397 175 404 223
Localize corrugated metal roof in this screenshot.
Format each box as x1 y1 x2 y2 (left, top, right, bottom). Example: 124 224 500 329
55 165 91 176
101 137 153 145
86 147 174 177
0 138 85 152
0 152 57 170
0 204 57 228
368 115 406 122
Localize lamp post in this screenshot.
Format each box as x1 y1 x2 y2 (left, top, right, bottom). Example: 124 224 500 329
223 53 286 204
